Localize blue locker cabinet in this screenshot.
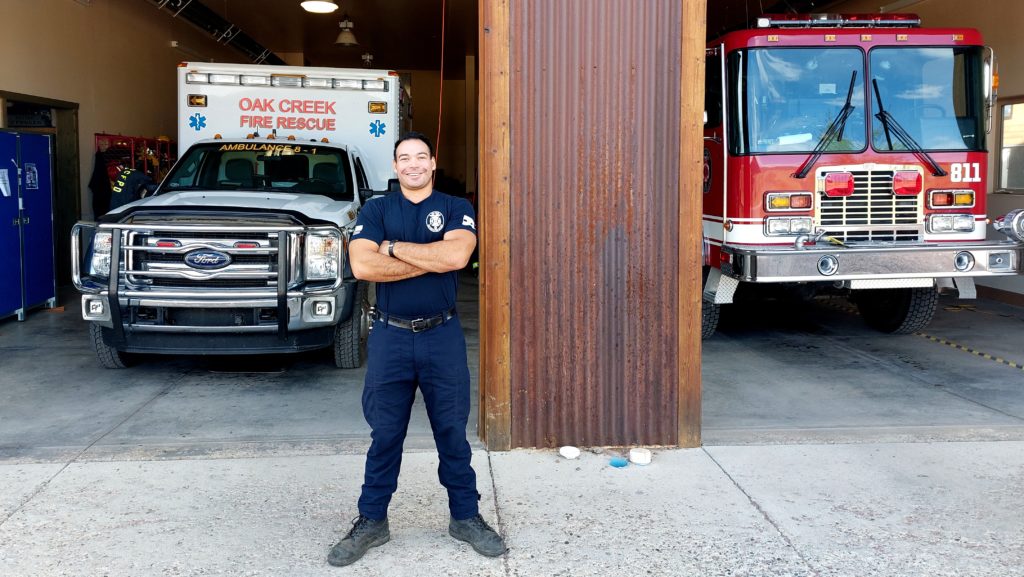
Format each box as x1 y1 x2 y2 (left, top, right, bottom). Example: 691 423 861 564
1 131 56 321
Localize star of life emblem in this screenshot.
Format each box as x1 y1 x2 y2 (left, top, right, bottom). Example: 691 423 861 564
426 211 444 232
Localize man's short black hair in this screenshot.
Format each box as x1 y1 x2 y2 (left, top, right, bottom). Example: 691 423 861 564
394 131 434 160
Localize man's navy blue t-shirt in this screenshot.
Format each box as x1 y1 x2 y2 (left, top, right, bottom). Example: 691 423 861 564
350 190 476 318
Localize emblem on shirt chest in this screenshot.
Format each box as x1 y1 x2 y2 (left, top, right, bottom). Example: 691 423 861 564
426 211 445 233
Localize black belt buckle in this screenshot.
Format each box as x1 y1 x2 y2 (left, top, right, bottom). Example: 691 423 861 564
410 317 430 332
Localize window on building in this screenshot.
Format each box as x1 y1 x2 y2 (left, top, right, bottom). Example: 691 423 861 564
998 99 1024 192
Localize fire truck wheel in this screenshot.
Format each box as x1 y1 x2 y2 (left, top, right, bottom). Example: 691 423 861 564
334 281 370 369
701 298 720 340
853 287 938 334
89 323 133 369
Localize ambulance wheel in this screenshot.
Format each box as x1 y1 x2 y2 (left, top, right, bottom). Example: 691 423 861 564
89 323 132 369
701 298 720 340
334 281 370 369
853 287 937 334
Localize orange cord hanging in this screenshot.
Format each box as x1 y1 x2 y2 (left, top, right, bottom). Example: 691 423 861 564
435 0 446 163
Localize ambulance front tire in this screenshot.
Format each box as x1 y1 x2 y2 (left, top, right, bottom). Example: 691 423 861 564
334 281 370 369
89 323 133 369
853 287 938 334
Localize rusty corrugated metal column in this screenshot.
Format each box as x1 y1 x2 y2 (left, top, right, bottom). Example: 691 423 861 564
511 0 691 448
479 0 706 449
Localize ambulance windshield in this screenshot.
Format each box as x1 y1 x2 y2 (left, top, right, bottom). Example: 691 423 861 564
161 142 355 201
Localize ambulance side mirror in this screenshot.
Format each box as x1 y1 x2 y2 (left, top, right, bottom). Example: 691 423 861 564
359 187 374 202
387 178 400 194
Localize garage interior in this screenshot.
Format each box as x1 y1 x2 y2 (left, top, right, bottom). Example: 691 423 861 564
0 0 1023 458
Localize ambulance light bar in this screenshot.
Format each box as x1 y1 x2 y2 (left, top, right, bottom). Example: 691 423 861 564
756 13 921 29
241 75 271 86
185 72 389 91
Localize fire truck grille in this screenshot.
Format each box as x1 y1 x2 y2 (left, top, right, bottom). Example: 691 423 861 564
818 170 921 242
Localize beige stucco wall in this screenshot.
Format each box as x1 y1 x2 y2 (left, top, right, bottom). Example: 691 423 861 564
0 0 246 220
825 0 1024 296
0 0 473 220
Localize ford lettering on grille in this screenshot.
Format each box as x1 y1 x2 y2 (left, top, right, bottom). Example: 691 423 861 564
184 250 232 270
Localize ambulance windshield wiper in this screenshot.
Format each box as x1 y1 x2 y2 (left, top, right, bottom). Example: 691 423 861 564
794 70 858 179
872 78 947 177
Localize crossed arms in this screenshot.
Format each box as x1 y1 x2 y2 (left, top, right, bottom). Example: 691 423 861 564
349 229 477 282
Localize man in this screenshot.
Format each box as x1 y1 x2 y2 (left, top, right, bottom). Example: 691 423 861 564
328 132 506 567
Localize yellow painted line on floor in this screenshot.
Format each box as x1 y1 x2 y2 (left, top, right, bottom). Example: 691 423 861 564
915 332 1024 372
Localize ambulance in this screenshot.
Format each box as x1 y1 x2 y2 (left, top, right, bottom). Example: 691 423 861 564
71 62 406 369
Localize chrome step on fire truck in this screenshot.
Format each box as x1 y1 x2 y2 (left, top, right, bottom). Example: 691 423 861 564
701 13 1024 338
72 62 406 368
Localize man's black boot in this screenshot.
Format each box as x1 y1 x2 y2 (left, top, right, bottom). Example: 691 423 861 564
449 514 507 557
327 515 390 567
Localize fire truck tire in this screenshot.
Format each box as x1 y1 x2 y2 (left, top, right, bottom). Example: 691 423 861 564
702 298 720 339
854 287 938 334
89 323 132 369
334 281 370 369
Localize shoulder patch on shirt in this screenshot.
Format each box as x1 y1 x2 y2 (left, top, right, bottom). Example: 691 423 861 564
426 211 445 233
462 215 476 230
353 225 364 235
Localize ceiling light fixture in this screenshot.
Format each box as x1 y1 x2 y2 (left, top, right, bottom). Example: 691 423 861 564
301 0 338 14
335 16 358 46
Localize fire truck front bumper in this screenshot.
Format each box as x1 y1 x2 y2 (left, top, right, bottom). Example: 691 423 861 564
721 241 1024 284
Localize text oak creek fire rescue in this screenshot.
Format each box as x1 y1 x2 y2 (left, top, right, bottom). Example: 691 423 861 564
237 97 337 131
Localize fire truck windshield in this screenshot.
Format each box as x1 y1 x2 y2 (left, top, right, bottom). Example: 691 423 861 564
729 46 986 155
869 47 985 152
729 47 867 155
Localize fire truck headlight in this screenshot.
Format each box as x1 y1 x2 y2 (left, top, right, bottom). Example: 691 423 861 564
791 218 813 234
928 214 974 233
993 209 1024 242
953 215 975 232
766 217 813 236
305 230 341 281
89 231 113 277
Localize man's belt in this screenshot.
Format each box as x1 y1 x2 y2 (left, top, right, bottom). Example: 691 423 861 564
370 307 457 333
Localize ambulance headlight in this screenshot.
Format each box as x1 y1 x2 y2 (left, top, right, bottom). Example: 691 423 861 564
993 209 1024 242
305 230 341 281
89 231 113 277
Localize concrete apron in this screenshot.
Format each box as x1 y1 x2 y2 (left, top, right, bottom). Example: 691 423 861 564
2 443 1023 576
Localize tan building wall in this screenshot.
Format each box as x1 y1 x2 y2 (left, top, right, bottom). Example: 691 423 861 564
0 0 244 220
827 0 1024 296
0 0 473 222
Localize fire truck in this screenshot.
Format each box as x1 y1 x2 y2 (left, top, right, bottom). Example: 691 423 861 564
702 13 1024 337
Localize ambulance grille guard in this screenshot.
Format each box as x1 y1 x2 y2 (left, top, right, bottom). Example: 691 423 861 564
71 221 344 338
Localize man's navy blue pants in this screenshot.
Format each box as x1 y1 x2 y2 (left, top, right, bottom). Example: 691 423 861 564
357 315 480 521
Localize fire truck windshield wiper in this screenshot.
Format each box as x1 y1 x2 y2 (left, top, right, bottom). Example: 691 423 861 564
794 71 858 179
872 78 948 177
